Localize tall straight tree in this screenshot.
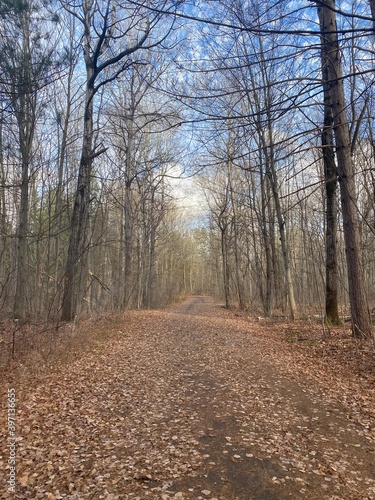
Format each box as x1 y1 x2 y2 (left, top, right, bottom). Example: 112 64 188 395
317 0 372 338
318 6 340 325
0 0 57 319
60 0 178 321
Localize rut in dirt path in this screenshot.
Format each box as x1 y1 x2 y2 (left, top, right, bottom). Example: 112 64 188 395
1 296 374 500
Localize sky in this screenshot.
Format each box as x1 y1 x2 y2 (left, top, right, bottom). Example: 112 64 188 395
167 165 209 227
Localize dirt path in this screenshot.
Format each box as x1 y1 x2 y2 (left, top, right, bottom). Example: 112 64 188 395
1 296 374 499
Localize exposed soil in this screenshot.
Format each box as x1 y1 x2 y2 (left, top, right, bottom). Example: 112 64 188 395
0 296 374 499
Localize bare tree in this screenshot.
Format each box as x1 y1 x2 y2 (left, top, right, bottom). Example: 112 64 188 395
60 0 177 320
318 5 341 325
317 0 372 338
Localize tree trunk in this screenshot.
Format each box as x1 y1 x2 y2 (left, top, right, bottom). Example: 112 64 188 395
220 223 231 308
319 11 340 325
261 164 274 317
147 191 157 309
317 0 372 338
368 0 375 31
116 197 125 308
13 9 36 319
265 145 296 320
61 83 94 321
322 124 340 325
14 150 30 318
227 162 245 309
122 114 135 310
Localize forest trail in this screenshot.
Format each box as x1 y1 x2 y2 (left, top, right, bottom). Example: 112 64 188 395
1 296 374 499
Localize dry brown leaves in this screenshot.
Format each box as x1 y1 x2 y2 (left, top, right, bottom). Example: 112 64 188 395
0 297 374 499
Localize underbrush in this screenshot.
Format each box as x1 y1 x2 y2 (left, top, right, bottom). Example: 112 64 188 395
0 312 127 384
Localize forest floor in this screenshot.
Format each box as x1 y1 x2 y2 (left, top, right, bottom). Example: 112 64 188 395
0 296 374 500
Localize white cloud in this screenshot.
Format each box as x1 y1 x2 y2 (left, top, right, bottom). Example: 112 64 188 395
167 165 208 226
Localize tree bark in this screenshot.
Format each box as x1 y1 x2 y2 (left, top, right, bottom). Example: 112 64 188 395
13 8 37 319
123 115 135 310
61 82 94 321
317 0 372 338
227 161 245 309
260 158 274 316
219 221 231 308
147 190 157 309
14 143 31 319
319 8 341 325
265 136 296 320
368 0 375 31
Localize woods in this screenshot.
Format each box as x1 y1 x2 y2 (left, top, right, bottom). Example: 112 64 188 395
0 0 374 339
0 3 374 497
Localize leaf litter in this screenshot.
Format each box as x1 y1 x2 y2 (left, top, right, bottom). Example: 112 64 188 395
0 296 374 499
